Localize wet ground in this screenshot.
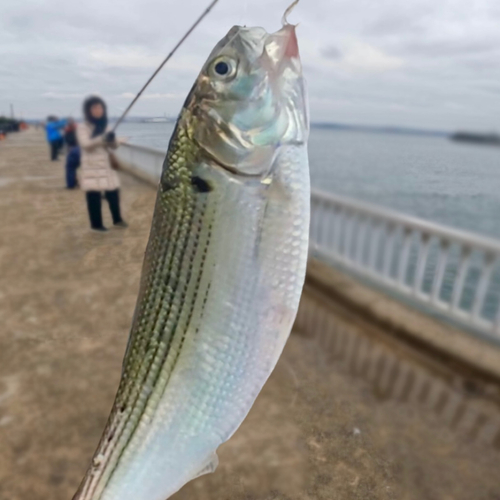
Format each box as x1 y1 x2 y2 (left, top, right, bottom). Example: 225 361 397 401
1 130 499 500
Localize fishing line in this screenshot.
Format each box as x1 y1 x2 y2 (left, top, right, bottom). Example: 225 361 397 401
240 0 248 26
112 0 220 132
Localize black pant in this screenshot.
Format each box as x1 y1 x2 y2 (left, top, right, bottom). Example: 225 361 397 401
86 189 123 229
50 138 63 161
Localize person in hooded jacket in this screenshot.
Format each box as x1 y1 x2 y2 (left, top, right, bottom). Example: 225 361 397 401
77 96 127 232
45 116 67 161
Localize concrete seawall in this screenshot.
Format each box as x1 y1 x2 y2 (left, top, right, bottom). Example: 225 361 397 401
306 258 500 385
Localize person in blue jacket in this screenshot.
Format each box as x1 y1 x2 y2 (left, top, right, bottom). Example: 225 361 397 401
45 116 67 161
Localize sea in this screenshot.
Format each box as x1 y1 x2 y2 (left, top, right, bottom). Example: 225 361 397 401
118 122 500 241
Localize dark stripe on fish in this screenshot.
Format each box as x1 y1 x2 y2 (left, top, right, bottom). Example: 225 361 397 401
191 176 213 193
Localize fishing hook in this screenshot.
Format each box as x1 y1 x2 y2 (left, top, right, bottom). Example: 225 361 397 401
282 0 300 26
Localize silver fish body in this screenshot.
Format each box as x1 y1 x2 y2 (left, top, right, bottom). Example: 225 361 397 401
74 22 309 500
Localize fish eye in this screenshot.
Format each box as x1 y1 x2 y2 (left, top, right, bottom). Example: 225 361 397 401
209 56 237 80
215 61 229 75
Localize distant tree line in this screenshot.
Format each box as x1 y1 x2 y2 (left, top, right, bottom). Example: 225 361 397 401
450 131 500 146
0 116 21 134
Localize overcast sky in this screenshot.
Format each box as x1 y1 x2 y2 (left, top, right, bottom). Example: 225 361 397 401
1 0 499 131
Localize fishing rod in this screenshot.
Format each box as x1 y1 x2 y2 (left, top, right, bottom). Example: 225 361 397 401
112 0 220 132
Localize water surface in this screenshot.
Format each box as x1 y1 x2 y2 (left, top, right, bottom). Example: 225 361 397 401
118 122 500 239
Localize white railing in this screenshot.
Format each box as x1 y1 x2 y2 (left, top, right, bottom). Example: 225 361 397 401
115 143 165 180
310 190 500 338
116 143 500 339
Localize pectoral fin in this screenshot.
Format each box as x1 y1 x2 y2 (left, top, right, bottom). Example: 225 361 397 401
191 452 219 480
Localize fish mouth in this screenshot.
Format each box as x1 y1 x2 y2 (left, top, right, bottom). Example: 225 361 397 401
263 24 309 145
264 24 300 75
233 23 301 76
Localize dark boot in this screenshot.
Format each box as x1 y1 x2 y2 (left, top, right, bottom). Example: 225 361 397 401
86 191 106 230
105 189 126 226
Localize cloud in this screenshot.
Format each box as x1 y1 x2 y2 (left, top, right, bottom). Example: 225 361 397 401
42 92 86 99
118 92 183 99
343 41 404 72
364 13 427 37
321 46 342 60
322 40 404 73
89 49 160 69
0 0 499 131
405 39 499 58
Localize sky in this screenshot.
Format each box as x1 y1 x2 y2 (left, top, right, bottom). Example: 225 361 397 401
1 0 500 131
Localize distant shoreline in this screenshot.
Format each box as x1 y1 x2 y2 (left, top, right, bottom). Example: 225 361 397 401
22 117 499 145
450 132 500 147
310 122 450 138
312 124 500 146
116 118 453 139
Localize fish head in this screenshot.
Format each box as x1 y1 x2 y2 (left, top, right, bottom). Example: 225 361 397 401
187 23 308 177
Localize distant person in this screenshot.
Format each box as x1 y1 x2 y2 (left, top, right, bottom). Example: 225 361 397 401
45 116 66 161
77 95 127 232
64 118 78 148
64 121 80 189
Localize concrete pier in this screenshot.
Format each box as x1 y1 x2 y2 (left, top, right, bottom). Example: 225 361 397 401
1 129 499 500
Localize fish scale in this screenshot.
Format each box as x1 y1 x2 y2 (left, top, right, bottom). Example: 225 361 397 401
107 144 203 438
78 143 203 499
73 21 309 500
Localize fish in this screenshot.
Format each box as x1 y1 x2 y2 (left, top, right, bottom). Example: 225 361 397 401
73 17 310 500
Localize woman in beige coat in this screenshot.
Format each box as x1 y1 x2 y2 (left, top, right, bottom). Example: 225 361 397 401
77 95 127 232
